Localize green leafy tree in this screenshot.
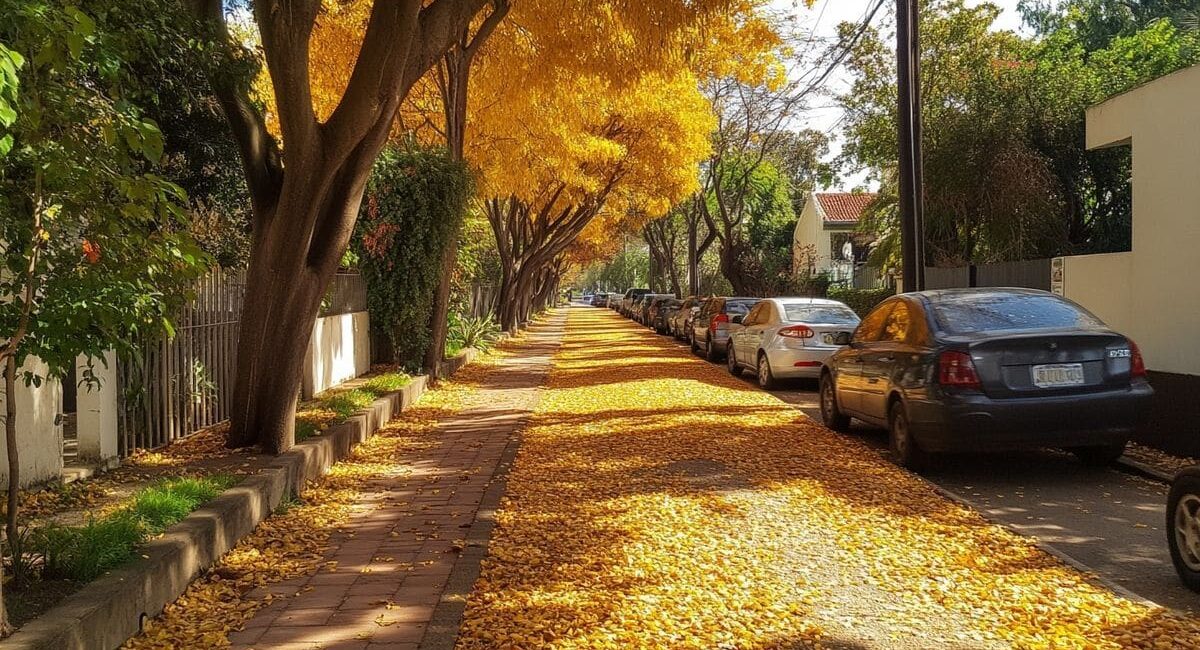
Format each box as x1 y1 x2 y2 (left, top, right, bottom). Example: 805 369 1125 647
839 0 1200 266
0 1 207 630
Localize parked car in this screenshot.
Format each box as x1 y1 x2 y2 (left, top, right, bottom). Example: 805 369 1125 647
727 298 860 389
620 288 650 317
818 288 1153 469
639 294 673 325
589 293 608 307
691 297 759 362
649 297 682 334
629 292 653 322
670 296 702 339
1168 467 1200 592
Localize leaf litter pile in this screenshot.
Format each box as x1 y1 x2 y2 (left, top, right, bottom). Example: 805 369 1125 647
457 309 1200 649
121 348 509 649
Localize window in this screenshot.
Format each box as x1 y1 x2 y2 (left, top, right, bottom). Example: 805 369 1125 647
853 301 894 343
743 303 767 326
880 301 911 343
725 300 756 316
783 304 860 325
931 292 1103 335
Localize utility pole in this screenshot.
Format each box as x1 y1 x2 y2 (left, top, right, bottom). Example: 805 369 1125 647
896 0 926 291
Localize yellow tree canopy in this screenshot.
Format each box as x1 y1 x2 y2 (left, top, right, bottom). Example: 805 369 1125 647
297 0 786 220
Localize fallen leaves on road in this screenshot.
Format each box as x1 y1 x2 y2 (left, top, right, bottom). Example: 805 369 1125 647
457 309 1200 650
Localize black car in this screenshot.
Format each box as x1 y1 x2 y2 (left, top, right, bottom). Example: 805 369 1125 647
639 294 673 325
649 297 682 334
818 288 1153 469
621 288 650 317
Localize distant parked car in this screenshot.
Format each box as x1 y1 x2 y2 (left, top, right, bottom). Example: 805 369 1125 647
1168 468 1200 593
639 294 673 325
819 288 1153 469
650 297 682 334
727 298 860 389
691 297 759 362
589 293 608 307
620 288 650 317
670 296 702 339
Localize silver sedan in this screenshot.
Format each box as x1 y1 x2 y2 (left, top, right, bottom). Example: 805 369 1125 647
726 297 860 388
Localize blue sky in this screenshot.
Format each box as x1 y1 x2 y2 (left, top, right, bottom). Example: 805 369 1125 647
772 0 1028 190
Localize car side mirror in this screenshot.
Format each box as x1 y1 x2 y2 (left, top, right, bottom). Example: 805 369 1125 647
731 315 744 325
833 332 852 346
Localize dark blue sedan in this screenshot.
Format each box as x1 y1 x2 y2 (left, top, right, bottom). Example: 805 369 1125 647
819 288 1153 469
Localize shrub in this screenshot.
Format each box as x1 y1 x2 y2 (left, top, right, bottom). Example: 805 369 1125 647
130 476 237 533
447 314 501 354
828 286 896 316
353 146 474 370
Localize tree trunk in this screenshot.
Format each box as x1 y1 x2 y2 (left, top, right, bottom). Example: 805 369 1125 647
226 195 343 453
423 236 458 379
2 355 16 634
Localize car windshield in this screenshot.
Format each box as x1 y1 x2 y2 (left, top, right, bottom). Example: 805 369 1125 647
931 293 1103 334
726 301 756 315
782 304 860 325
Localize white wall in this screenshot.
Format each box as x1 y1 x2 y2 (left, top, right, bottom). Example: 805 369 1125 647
1083 64 1200 375
302 311 371 398
793 194 832 272
1060 252 1134 337
0 357 63 488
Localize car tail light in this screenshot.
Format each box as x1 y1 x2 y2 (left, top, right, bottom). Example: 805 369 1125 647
779 325 815 339
1130 340 1147 378
711 313 728 331
939 350 981 389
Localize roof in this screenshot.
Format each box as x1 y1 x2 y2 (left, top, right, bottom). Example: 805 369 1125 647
813 192 878 224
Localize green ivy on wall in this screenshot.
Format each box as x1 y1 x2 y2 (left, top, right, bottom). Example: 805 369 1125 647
353 146 473 370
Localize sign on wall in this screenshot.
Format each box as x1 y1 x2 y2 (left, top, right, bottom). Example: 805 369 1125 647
1051 257 1065 296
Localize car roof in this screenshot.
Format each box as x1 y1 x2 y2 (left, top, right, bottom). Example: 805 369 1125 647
768 297 847 306
910 287 1052 302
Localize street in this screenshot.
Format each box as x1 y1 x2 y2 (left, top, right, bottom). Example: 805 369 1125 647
705 344 1199 614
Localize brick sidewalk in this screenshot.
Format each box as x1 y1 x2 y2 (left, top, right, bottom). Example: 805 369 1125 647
227 314 566 650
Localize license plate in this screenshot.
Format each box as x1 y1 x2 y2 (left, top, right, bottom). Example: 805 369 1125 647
1032 363 1085 388
822 332 847 344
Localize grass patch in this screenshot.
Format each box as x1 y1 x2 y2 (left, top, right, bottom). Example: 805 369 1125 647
360 371 410 396
293 371 412 443
31 475 236 582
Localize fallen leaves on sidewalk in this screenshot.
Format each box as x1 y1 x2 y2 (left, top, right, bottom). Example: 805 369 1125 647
457 309 1200 650
122 354 503 649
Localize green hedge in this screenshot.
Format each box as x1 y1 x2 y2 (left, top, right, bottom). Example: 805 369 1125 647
353 147 473 369
828 286 896 317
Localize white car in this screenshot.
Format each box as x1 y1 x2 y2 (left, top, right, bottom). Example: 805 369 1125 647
726 297 861 388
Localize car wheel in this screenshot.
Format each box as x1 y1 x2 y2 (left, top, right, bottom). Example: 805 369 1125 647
1169 472 1200 593
889 400 928 470
757 353 778 390
727 344 741 376
819 373 851 433
706 338 720 362
1072 442 1127 467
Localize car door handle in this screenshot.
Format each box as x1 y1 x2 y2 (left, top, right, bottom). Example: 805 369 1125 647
877 356 894 363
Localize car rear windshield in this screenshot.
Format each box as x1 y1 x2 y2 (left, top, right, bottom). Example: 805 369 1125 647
931 293 1103 334
725 300 756 315
782 304 860 324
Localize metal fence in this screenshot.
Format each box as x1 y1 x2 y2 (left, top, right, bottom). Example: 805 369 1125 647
923 259 1051 291
117 268 246 456
322 272 368 316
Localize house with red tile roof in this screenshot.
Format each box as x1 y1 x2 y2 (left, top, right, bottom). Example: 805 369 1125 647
791 191 880 283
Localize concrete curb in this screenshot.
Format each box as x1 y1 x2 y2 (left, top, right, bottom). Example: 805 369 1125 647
1114 456 1175 484
2 360 476 650
930 483 1165 611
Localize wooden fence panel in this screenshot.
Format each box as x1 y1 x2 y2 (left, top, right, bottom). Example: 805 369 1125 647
117 269 246 456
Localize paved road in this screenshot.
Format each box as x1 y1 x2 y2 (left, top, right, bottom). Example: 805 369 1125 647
648 327 1200 614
